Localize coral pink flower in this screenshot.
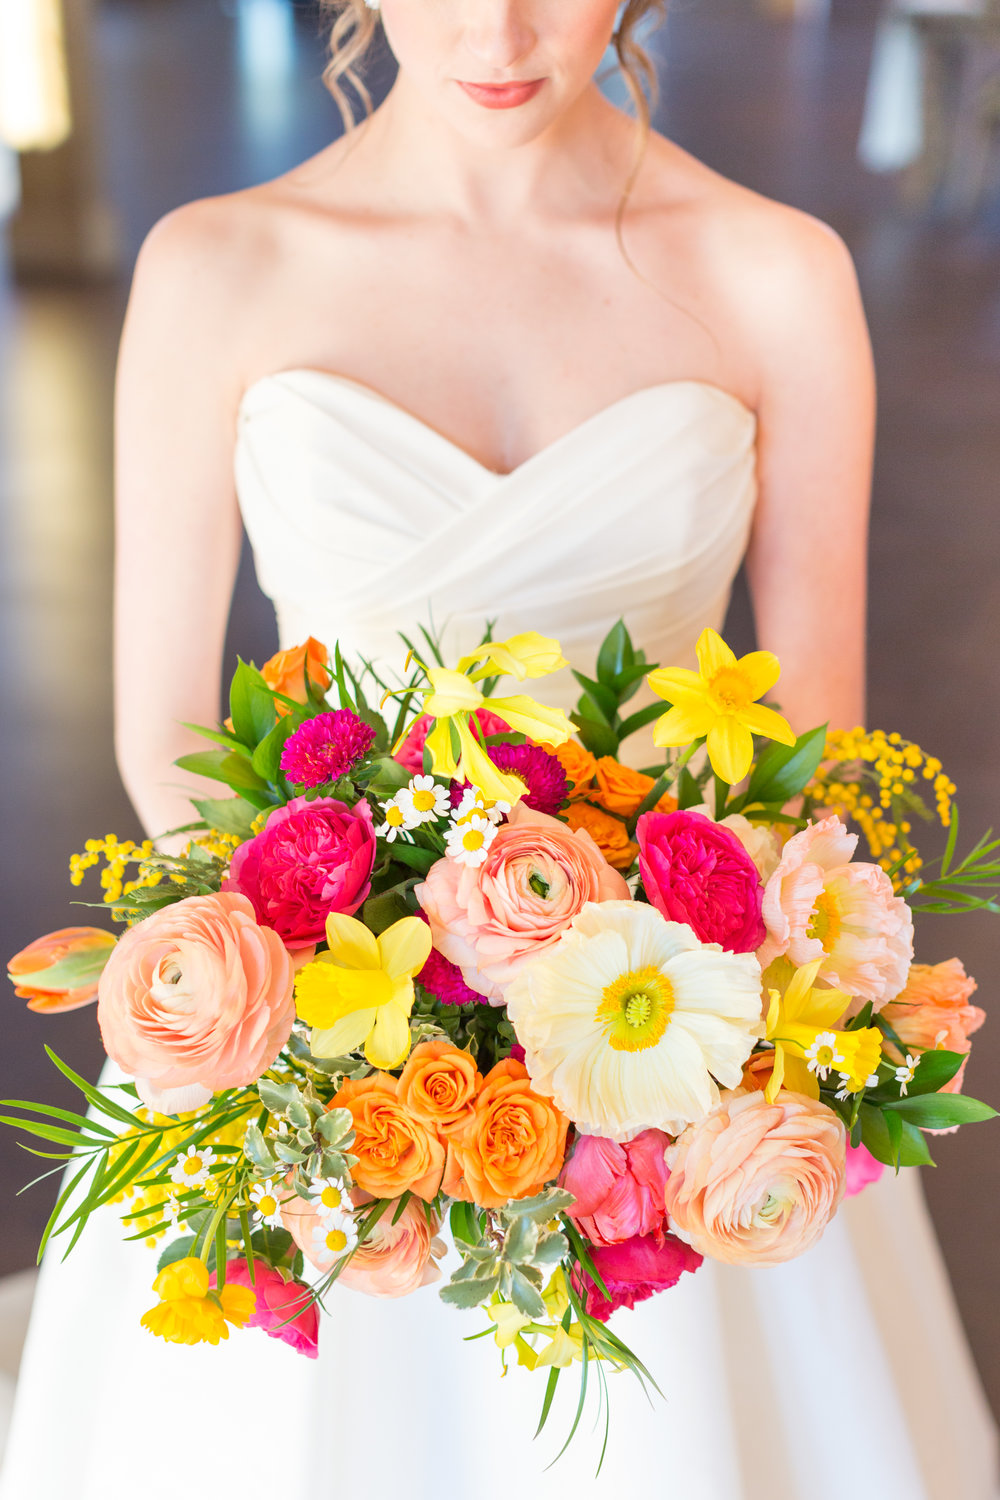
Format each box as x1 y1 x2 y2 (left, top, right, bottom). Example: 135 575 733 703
225 795 376 950
7 927 116 1013
572 1231 703 1321
881 958 984 1095
415 802 629 1004
664 1088 846 1266
97 892 294 1113
559 1130 672 1247
758 816 913 1013
637 809 765 953
212 1260 318 1358
844 1142 884 1197
395 708 510 775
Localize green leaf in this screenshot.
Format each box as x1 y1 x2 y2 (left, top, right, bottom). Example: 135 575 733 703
176 750 270 794
886 1093 997 1128
363 888 413 934
858 1103 935 1166
509 1268 547 1319
738 724 828 811
229 659 277 747
676 766 703 811
596 619 633 685
251 716 295 783
387 843 438 876
191 796 259 839
616 702 664 742
449 1200 479 1248
571 671 618 723
571 711 619 759
893 1049 964 1096
440 1275 498 1309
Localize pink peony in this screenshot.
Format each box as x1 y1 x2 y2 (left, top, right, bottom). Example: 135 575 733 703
664 1088 846 1266
97 892 294 1113
279 710 375 788
844 1141 884 1197
415 802 629 1004
757 816 913 1013
395 708 510 775
572 1231 703 1321
881 958 984 1096
637 809 765 953
225 795 376 950
559 1130 672 1247
212 1260 318 1358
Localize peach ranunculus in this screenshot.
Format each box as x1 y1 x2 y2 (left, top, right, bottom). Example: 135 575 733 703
331 1074 445 1202
593 757 678 818
564 803 638 871
7 927 116 1013
443 1058 569 1209
554 741 598 799
339 1197 446 1298
396 1040 482 1137
881 958 985 1095
757 815 913 1014
664 1088 846 1266
415 802 629 1004
97 892 295 1114
261 636 332 716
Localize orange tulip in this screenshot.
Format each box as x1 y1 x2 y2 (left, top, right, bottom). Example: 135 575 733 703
7 927 116 1013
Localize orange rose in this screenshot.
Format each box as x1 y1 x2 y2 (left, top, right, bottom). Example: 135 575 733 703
397 1040 482 1137
443 1059 569 1209
564 802 638 871
555 741 597 799
261 637 332 717
332 1073 445 1202
593 757 678 818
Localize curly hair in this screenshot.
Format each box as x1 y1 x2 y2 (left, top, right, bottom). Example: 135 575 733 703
317 0 668 252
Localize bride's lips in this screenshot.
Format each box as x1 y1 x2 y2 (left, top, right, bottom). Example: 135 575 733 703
457 79 545 109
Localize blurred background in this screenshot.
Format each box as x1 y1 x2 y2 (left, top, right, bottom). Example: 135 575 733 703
0 0 998 1455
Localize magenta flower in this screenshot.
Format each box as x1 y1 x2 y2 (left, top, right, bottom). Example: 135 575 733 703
225 796 376 949
487 743 567 816
572 1231 702 1322
637 809 765 953
280 710 376 789
844 1141 884 1197
416 941 486 1007
213 1261 318 1358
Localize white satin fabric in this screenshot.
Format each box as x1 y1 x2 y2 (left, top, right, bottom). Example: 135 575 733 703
2 370 996 1500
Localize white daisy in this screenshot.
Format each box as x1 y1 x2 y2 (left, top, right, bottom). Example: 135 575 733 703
454 786 510 826
377 794 417 842
505 900 763 1140
406 775 450 825
803 1031 845 1082
309 1175 352 1220
249 1178 284 1228
169 1145 217 1189
445 812 497 867
894 1054 918 1095
309 1214 359 1270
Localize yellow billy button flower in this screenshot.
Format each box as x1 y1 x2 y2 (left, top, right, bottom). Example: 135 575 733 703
763 957 882 1104
294 912 432 1070
140 1257 255 1346
647 626 796 785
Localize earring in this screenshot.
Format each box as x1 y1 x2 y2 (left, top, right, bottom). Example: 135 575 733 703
364 0 380 9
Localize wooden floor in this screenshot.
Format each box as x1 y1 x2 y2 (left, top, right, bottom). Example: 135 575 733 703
1 0 999 1412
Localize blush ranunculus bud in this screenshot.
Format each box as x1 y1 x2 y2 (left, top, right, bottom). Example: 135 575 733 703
212 1260 318 1358
7 927 116 1012
664 1088 846 1266
225 795 376 950
571 1230 703 1321
559 1130 672 1247
97 891 295 1113
637 809 766 954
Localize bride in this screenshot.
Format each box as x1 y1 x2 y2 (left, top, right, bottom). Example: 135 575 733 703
2 0 997 1495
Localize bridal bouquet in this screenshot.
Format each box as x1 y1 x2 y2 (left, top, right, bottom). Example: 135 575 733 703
6 621 997 1459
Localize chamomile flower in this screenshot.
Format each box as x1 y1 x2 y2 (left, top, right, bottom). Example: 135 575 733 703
454 786 510 827
445 812 497 867
249 1178 284 1228
804 1032 846 1083
169 1146 217 1189
310 1214 359 1269
377 795 416 843
406 775 450 825
309 1175 352 1220
894 1054 919 1095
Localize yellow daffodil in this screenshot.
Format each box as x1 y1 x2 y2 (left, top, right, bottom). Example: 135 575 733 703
764 957 882 1104
647 626 796 785
458 631 568 682
533 1322 587 1369
140 1257 255 1346
295 913 431 1069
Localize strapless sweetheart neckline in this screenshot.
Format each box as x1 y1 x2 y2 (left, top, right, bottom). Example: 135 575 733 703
237 367 756 481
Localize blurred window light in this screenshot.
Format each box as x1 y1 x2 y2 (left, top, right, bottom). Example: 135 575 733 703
236 0 296 86
0 0 72 151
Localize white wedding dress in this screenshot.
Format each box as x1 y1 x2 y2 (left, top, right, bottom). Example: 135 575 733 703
2 369 997 1500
